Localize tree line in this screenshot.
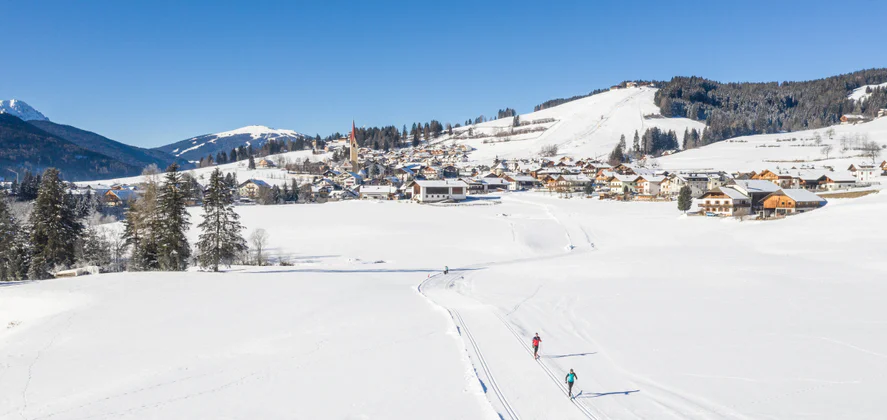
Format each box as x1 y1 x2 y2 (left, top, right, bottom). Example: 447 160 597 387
0 165 255 281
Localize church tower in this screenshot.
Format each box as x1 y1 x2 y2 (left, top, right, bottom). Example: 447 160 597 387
349 120 359 172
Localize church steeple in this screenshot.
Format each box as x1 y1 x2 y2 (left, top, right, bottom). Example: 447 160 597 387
350 120 359 172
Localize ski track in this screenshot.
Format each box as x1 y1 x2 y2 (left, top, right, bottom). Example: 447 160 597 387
450 309 521 420
418 197 601 419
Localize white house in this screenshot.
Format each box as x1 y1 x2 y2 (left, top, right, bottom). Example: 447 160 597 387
359 185 398 200
637 175 665 196
697 186 751 216
412 180 468 203
504 174 539 191
847 164 878 183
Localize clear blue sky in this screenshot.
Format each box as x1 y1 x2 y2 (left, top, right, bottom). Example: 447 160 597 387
2 0 885 148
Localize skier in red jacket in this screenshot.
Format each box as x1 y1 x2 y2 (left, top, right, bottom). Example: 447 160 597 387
532 333 542 359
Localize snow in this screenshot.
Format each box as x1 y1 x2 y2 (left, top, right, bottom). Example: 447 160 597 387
77 149 331 188
657 116 887 172
0 99 49 121
848 82 887 101
210 125 304 140
437 87 705 162
3 186 887 419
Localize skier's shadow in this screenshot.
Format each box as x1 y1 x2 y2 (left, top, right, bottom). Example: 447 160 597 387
575 389 640 399
542 352 596 359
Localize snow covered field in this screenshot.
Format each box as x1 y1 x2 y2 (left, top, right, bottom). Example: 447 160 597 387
657 117 887 172
3 190 887 419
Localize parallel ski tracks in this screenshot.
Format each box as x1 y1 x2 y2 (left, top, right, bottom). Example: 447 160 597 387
450 309 522 420
495 312 602 420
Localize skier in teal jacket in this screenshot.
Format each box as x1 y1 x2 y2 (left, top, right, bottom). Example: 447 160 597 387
565 369 578 398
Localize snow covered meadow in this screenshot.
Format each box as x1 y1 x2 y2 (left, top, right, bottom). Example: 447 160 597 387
2 188 886 419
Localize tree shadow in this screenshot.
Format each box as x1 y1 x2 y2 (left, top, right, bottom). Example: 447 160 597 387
252 267 483 275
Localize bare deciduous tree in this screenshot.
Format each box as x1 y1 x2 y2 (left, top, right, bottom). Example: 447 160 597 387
821 144 833 160
250 228 270 266
861 141 882 164
539 144 559 157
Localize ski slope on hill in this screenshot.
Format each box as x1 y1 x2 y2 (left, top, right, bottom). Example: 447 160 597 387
440 87 705 162
3 189 887 419
657 116 887 172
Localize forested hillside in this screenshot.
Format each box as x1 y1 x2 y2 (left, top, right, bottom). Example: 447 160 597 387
655 68 887 145
0 114 139 180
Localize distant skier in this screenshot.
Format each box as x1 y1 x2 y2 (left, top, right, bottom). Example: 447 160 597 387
532 333 542 359
565 369 578 398
444 266 449 274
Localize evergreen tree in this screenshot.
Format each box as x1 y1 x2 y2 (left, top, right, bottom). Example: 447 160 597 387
28 168 83 279
155 164 191 271
632 131 640 156
248 155 256 170
677 186 693 212
512 115 520 127
77 226 112 269
123 167 161 271
197 169 247 271
0 194 22 281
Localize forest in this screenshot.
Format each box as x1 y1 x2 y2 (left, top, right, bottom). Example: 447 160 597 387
655 68 887 144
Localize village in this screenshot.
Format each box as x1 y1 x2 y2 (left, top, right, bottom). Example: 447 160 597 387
33 132 883 222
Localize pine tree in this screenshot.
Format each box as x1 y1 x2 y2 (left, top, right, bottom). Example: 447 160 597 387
677 186 693 212
197 169 247 272
28 168 83 279
155 164 191 271
123 167 161 271
248 155 256 170
0 194 21 280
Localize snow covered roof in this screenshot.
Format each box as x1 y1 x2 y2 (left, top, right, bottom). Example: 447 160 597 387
718 187 749 200
639 175 665 183
559 174 591 182
507 175 537 182
777 189 826 203
241 179 271 188
415 180 468 188
732 179 780 193
613 174 639 182
359 186 396 194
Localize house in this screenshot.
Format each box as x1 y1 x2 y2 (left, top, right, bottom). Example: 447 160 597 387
104 189 140 207
729 179 780 212
554 174 592 192
753 169 798 189
697 187 750 216
256 158 276 168
239 179 271 199
762 189 827 217
881 160 887 173
504 174 539 191
847 164 878 183
663 173 709 197
337 172 364 189
840 114 870 124
359 185 398 200
608 174 638 194
412 180 468 203
482 177 511 191
636 175 665 196
818 171 857 191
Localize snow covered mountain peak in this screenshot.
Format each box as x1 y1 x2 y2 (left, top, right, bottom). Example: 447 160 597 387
212 125 304 140
0 99 49 121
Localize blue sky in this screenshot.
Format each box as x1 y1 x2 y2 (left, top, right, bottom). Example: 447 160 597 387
2 0 885 147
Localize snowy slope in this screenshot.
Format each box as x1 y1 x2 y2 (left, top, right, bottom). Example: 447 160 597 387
3 189 886 419
440 87 705 162
848 82 887 101
156 125 307 162
657 116 887 172
0 99 49 121
79 148 331 188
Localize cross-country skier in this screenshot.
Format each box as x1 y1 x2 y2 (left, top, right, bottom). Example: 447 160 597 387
444 266 449 274
565 369 578 398
532 333 542 359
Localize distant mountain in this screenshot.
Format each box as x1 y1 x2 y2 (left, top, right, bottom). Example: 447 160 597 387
155 125 307 162
29 120 181 171
0 99 49 121
0 114 140 181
